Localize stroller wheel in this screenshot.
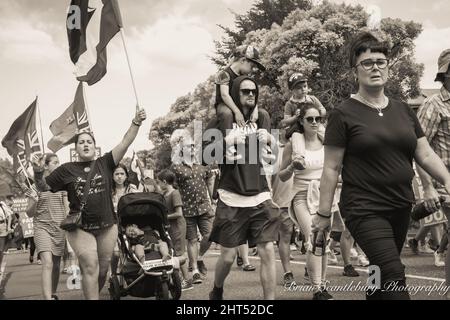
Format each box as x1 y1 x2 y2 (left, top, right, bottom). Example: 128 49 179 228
156 281 169 300
109 276 121 300
169 269 182 300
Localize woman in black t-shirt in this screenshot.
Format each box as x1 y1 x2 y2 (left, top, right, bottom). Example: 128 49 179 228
33 108 146 300
315 31 450 300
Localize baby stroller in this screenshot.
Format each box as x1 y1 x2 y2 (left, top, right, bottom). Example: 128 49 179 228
109 192 182 300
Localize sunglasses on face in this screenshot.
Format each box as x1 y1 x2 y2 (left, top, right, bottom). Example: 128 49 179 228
304 116 323 124
355 58 389 71
240 89 257 96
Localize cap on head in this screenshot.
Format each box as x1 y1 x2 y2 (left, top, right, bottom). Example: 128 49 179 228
235 45 266 71
435 49 450 82
288 73 308 90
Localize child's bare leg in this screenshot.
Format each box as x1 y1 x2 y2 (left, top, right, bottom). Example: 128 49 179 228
291 132 306 170
134 245 145 264
250 106 259 123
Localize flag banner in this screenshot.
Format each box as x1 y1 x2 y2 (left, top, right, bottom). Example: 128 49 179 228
47 82 91 152
67 0 123 85
1 99 42 174
129 151 141 186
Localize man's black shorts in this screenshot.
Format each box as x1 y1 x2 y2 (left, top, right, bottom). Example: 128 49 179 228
209 199 281 248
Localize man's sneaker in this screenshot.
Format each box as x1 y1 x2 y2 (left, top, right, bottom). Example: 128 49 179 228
192 272 203 284
313 291 333 300
290 244 297 251
408 238 419 254
209 287 223 300
181 279 194 291
343 264 359 277
197 260 208 276
328 251 338 265
357 255 370 267
283 272 295 287
419 244 435 254
434 251 445 267
292 156 306 170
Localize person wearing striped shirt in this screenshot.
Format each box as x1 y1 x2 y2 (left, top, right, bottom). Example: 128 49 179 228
29 153 68 300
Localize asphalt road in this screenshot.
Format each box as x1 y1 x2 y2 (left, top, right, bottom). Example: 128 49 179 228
0 244 447 300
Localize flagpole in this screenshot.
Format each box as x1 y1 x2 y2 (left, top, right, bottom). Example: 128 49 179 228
17 155 32 189
119 28 140 111
36 96 46 154
80 82 94 134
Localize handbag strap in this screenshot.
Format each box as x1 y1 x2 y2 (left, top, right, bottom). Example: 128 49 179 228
80 160 97 211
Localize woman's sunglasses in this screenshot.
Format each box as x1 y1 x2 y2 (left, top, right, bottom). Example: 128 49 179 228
304 116 324 124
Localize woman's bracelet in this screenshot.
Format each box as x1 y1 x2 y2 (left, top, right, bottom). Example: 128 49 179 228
132 119 142 126
316 211 331 219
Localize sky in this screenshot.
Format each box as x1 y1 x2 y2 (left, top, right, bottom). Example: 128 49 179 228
0 0 449 164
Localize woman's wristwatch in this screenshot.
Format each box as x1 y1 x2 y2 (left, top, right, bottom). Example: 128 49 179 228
316 211 331 219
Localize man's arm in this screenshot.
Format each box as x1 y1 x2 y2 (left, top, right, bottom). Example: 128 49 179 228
415 98 443 211
415 137 450 211
417 98 440 144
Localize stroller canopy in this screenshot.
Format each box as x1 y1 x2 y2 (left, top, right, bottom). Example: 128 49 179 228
117 192 168 231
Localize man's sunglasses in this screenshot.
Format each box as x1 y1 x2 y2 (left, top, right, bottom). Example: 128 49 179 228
355 58 389 71
240 89 257 96
304 116 324 124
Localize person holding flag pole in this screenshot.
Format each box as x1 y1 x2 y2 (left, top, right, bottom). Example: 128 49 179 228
33 106 147 300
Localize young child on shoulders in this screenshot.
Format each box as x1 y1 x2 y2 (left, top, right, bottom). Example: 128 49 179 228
214 45 266 129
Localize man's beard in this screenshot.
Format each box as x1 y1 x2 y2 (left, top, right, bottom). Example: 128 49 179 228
243 101 255 109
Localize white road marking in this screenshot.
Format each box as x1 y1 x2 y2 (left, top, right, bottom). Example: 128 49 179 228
209 252 446 283
0 256 6 283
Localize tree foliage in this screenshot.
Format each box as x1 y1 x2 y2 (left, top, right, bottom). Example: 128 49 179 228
149 0 424 171
0 158 24 196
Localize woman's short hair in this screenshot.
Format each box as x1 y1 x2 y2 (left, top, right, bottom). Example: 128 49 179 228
74 131 96 145
349 31 390 68
157 169 176 185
